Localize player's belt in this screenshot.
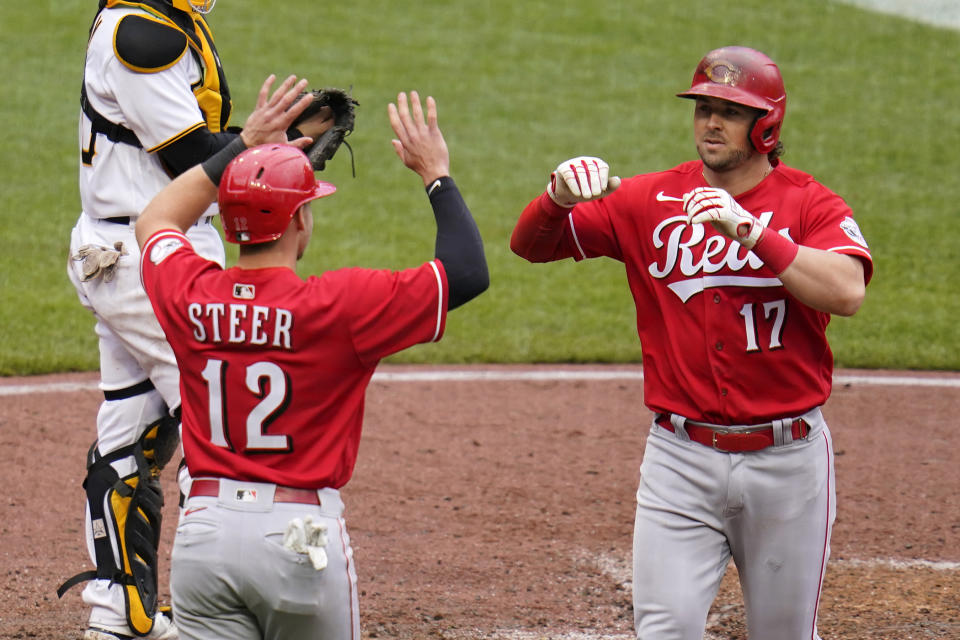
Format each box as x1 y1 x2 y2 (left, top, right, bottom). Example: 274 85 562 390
101 216 213 226
655 414 809 453
189 478 321 505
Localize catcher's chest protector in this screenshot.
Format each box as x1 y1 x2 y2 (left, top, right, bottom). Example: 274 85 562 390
107 0 232 131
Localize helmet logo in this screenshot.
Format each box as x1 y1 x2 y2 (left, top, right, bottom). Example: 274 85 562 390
704 60 741 86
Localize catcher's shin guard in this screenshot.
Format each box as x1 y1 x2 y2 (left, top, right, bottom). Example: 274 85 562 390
58 441 165 637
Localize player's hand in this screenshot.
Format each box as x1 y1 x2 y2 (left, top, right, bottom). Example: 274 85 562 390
292 105 335 140
547 156 621 208
388 91 450 186
240 74 314 150
683 186 763 249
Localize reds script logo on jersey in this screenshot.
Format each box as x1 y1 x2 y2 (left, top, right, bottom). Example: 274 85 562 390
647 209 790 302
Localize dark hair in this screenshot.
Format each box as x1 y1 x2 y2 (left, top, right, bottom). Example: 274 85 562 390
767 140 784 163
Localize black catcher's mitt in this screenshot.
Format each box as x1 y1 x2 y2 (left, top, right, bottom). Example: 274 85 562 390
291 88 358 171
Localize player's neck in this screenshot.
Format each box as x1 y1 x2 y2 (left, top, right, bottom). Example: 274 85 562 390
702 155 773 196
236 245 298 271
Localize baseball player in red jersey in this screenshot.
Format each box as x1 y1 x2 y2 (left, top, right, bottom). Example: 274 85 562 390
511 46 873 639
134 75 488 640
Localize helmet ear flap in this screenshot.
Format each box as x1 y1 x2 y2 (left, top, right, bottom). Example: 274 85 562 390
750 110 781 155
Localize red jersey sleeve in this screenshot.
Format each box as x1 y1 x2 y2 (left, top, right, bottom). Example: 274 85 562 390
343 260 449 365
511 193 587 262
788 180 874 284
141 230 205 314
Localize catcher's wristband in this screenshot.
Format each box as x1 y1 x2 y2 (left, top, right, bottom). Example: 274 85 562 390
201 136 248 186
752 226 800 275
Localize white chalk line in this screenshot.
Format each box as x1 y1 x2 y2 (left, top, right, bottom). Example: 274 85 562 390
2 368 959 396
587 551 960 587
437 552 960 640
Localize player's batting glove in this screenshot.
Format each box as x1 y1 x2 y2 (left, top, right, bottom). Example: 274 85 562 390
683 186 763 249
547 156 621 207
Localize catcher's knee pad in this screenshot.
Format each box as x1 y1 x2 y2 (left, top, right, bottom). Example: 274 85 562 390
140 406 181 472
58 442 165 637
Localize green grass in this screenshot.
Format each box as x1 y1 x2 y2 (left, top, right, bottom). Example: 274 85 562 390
2 0 958 374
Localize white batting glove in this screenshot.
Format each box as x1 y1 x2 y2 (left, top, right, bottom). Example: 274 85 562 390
683 187 764 249
547 156 621 207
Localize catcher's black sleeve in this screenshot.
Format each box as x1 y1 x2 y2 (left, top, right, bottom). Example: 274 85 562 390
428 176 489 310
157 128 241 177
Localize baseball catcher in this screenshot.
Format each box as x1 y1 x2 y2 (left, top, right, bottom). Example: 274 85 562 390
289 88 358 172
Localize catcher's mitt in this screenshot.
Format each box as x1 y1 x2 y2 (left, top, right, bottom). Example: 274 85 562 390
291 88 358 172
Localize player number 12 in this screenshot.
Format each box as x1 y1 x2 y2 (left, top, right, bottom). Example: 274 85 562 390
200 359 292 451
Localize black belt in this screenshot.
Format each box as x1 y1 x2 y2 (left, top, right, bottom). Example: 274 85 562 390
101 216 213 226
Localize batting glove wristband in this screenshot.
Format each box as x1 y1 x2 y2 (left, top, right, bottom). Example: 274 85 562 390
547 156 621 207
683 186 764 249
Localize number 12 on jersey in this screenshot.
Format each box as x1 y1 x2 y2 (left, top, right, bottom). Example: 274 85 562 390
200 359 293 452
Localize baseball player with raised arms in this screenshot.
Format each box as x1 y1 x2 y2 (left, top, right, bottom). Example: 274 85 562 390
62 2 334 638
134 76 488 639
511 46 873 638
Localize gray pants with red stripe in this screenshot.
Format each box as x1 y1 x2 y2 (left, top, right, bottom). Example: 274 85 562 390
632 407 834 639
171 479 360 640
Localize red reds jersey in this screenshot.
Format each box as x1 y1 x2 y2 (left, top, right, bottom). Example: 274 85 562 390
141 230 448 488
516 160 873 425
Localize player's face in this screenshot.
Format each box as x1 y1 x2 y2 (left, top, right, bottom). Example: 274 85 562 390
693 97 758 172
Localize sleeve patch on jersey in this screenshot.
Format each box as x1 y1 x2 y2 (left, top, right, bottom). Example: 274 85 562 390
839 216 869 248
149 237 184 265
115 14 188 73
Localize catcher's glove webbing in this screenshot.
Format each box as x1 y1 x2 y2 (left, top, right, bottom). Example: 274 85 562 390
291 88 358 173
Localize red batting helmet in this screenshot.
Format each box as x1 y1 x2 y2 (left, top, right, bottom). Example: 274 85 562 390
218 144 336 244
677 46 786 154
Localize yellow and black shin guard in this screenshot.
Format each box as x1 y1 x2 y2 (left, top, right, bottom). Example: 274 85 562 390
58 443 165 637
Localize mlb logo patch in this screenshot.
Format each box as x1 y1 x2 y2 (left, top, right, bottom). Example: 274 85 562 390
840 217 869 248
233 283 256 299
235 488 258 502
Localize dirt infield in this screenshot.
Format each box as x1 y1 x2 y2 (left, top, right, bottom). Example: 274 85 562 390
1 365 958 639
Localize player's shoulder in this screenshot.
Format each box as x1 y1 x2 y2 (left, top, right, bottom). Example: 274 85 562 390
112 8 188 73
772 162 848 203
772 162 819 187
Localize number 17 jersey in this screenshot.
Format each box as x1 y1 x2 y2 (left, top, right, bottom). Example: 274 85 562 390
551 160 873 425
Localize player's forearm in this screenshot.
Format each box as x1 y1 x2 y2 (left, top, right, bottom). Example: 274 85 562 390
510 193 574 262
429 177 489 310
777 247 866 316
135 165 218 248
158 128 241 177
